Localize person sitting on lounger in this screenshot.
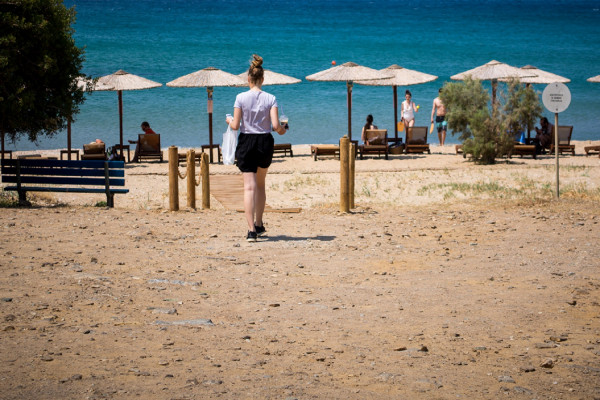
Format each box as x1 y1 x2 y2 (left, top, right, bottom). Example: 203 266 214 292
533 117 553 154
361 114 378 144
131 121 157 162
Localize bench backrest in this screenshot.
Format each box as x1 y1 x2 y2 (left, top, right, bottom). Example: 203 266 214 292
407 127 428 144
364 129 388 145
556 126 573 145
139 134 161 152
1 159 126 187
83 142 106 154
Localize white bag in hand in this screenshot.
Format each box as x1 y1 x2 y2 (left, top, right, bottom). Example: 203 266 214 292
222 124 238 165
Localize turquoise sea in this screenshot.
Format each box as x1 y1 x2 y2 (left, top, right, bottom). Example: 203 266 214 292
11 0 600 151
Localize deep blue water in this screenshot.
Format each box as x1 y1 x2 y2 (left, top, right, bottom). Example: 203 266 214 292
11 0 600 151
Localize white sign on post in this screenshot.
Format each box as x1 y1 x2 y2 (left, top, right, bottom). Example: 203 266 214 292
542 82 571 113
542 82 571 199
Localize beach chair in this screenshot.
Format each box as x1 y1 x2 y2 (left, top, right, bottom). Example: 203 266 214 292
136 134 163 162
358 129 389 159
584 145 600 157
405 126 430 154
549 126 575 155
81 142 107 160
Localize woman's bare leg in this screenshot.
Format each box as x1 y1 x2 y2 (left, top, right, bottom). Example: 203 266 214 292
243 172 257 232
254 167 268 227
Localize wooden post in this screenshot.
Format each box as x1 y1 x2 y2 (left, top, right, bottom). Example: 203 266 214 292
554 113 560 199
340 135 350 213
349 141 355 209
201 152 210 209
168 146 179 211
187 149 196 209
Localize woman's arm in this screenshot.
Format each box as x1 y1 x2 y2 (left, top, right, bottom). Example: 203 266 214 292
270 106 286 135
226 108 242 130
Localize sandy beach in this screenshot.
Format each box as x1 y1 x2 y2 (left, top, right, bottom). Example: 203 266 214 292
1 141 599 399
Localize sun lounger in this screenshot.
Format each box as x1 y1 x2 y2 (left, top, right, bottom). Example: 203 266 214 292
584 145 600 157
273 143 293 157
358 129 389 159
81 142 107 160
510 143 537 159
311 144 339 161
135 134 163 162
549 126 575 155
405 127 430 154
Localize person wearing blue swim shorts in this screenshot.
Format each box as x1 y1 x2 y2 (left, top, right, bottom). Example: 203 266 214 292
430 88 447 147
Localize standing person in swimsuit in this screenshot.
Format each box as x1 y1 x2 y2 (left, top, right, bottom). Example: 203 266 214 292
431 88 447 147
401 90 419 141
226 55 287 242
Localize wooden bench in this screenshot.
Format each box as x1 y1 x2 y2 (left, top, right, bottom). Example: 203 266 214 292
1 159 128 207
273 143 293 157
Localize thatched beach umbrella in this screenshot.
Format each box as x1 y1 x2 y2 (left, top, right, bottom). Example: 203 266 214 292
306 62 393 140
96 70 162 160
237 69 301 86
356 65 438 141
587 75 600 83
167 67 246 163
499 65 570 84
451 60 535 103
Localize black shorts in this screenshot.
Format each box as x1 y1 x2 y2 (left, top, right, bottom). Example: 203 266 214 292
235 132 274 173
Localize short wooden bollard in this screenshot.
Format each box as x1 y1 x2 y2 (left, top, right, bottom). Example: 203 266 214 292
349 142 356 209
168 146 179 211
200 152 210 209
340 135 350 213
186 149 196 209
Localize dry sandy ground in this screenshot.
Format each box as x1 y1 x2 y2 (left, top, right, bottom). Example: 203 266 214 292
0 142 599 399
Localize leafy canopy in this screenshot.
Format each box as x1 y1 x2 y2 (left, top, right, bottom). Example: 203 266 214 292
440 77 543 164
0 0 87 143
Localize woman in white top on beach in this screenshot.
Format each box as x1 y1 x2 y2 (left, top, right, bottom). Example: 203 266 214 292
401 89 419 129
226 55 287 242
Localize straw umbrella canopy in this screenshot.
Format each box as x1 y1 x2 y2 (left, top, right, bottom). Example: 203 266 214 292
451 60 535 103
61 78 115 160
500 65 570 84
306 62 393 140
237 69 301 86
356 65 438 141
167 67 246 163
95 70 162 160
587 75 600 83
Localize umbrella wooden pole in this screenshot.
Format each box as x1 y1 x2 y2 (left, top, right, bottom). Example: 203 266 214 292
347 81 353 141
340 136 350 213
118 90 124 160
207 87 214 163
393 86 398 140
67 120 72 160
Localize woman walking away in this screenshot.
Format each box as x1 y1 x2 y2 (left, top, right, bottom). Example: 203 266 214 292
226 55 287 242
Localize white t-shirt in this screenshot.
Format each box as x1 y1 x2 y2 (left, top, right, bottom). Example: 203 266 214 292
234 90 278 134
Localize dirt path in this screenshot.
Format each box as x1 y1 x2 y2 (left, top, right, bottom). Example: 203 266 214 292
0 199 598 399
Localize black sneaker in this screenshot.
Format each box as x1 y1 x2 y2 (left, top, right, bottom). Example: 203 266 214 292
254 224 266 237
246 231 257 242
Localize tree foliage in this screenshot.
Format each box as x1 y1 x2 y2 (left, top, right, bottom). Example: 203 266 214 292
0 0 87 143
440 77 543 164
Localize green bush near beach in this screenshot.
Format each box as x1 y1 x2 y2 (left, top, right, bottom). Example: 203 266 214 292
441 77 542 165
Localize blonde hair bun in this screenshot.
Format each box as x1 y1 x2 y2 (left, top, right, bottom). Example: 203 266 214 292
248 54 264 84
